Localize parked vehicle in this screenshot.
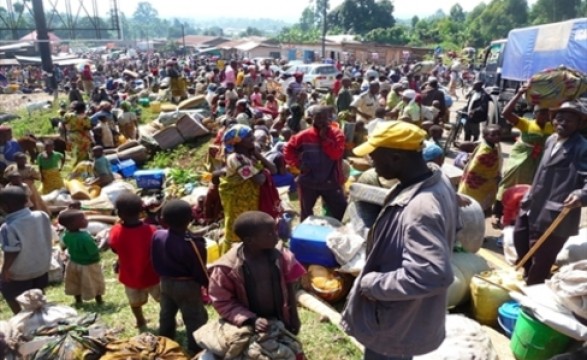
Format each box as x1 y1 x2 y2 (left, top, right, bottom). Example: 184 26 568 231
280 63 340 93
480 18 587 135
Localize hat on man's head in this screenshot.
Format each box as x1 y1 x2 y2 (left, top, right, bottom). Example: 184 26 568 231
402 89 416 100
353 121 427 157
551 101 587 120
293 71 304 78
392 83 403 91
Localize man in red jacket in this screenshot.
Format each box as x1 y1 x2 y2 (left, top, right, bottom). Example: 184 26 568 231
284 106 347 220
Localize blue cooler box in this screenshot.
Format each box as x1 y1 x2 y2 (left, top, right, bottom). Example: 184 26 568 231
290 223 338 267
117 159 137 178
134 169 166 190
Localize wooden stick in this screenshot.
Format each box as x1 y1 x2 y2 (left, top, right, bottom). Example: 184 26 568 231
296 290 365 353
515 207 572 271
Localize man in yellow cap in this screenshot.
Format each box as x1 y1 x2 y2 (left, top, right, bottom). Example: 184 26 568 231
341 121 459 360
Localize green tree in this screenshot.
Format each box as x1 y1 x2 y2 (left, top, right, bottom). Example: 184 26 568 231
239 26 264 37
411 15 419 29
530 0 580 24
449 3 466 23
133 1 160 40
363 25 409 44
299 6 316 32
328 0 395 34
203 26 224 36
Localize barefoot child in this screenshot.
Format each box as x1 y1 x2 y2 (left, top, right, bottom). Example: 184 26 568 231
208 211 305 336
0 188 53 314
151 200 209 355
89 146 114 187
109 193 160 329
58 210 105 305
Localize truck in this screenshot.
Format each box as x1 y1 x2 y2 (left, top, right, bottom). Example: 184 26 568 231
480 18 587 132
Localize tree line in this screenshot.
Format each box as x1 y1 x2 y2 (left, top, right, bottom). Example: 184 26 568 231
276 0 587 50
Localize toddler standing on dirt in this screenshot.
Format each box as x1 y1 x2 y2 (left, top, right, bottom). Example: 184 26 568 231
58 210 105 305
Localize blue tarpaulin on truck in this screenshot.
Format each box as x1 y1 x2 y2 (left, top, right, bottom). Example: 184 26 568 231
502 18 587 81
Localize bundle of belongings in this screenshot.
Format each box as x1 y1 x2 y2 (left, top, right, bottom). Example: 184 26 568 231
194 319 304 360
526 66 587 109
0 289 105 359
101 333 189 360
547 260 587 325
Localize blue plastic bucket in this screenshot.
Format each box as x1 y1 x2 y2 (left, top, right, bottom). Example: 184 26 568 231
498 300 520 337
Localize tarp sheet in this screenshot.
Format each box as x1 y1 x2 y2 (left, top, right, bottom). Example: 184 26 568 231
502 18 587 81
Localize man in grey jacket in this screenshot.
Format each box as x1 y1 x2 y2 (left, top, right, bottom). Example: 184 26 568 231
341 121 458 360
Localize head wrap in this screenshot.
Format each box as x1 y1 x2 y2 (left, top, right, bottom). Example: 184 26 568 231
423 142 444 162
223 124 253 153
402 89 416 100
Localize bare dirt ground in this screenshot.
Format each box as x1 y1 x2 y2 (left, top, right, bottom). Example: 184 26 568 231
0 93 54 112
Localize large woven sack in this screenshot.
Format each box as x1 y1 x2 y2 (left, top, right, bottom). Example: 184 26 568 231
526 66 587 109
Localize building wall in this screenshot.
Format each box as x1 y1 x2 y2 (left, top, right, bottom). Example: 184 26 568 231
243 46 282 59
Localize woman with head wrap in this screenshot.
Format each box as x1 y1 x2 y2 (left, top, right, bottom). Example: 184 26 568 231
491 86 554 228
65 102 93 165
219 124 277 252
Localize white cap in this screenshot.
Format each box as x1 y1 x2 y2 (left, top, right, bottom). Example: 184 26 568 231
403 89 416 99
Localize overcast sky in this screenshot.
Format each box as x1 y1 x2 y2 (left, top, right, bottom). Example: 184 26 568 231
117 0 537 22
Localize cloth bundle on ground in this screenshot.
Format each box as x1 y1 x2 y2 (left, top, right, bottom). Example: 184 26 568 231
194 319 304 360
556 208 587 266
0 290 78 358
30 313 107 360
8 290 78 339
548 260 587 322
414 314 498 360
526 66 587 109
100 333 188 360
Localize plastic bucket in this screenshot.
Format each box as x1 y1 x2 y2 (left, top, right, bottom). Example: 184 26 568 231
470 272 511 326
150 101 161 113
511 309 571 360
498 300 520 337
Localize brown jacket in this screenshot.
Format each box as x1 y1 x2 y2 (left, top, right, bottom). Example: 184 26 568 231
208 244 305 329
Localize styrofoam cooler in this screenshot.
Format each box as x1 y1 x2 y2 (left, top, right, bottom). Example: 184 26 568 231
117 159 137 178
134 169 166 190
290 220 339 267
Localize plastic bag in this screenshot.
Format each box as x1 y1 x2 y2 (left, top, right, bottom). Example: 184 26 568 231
456 195 485 253
502 226 517 266
547 260 587 321
86 221 110 236
415 314 498 360
8 290 77 339
326 226 365 264
326 225 367 275
100 181 136 205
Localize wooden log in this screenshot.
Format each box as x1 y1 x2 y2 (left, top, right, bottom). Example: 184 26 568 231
296 289 364 353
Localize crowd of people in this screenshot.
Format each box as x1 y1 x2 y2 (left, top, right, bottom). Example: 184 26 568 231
0 50 586 359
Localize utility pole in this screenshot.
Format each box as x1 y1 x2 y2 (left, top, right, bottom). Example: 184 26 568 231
31 0 56 93
182 23 186 57
320 0 328 60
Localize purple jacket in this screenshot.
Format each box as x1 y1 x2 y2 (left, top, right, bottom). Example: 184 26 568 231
341 168 458 356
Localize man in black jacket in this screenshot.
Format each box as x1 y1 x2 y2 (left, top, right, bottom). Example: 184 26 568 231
514 101 587 285
464 80 491 141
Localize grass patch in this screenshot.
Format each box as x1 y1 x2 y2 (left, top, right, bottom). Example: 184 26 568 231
1 99 363 359
0 250 363 359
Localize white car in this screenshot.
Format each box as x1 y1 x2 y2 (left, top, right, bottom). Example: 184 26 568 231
281 64 339 93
